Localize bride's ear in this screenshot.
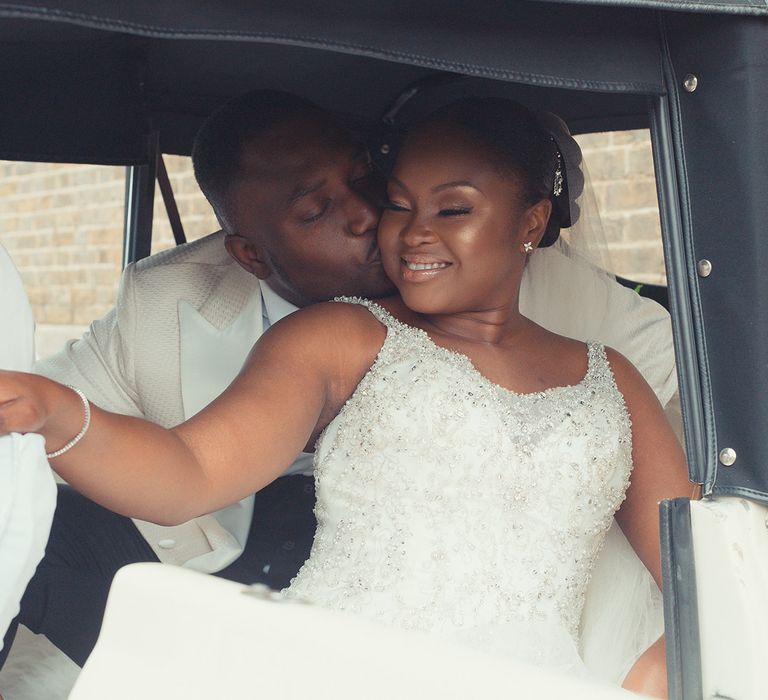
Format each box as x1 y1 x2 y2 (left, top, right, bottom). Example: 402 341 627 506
520 198 552 250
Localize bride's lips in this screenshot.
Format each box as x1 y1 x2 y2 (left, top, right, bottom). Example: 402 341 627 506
399 255 453 282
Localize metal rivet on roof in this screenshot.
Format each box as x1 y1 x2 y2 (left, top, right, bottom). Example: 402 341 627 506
697 259 712 277
683 74 698 93
719 447 737 467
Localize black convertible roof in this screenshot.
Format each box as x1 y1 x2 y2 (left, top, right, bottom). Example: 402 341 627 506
0 0 764 164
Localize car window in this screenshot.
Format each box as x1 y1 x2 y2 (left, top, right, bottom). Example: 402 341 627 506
149 155 218 256
573 129 665 285
0 157 217 359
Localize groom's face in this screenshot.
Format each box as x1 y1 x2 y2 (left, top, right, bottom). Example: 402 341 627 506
222 119 395 307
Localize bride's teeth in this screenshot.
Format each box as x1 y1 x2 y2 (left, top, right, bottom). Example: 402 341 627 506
405 261 449 271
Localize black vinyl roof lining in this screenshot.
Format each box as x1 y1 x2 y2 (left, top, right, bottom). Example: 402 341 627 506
0 0 766 36
0 0 761 163
0 3 666 95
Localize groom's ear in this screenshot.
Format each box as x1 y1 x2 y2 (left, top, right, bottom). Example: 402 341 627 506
224 234 272 280
523 199 553 249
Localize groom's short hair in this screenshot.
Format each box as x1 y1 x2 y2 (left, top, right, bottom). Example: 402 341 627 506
192 90 328 214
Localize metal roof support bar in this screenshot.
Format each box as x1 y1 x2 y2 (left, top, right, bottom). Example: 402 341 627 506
156 154 186 247
122 132 159 268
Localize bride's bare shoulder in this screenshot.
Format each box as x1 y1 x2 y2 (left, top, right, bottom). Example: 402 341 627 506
286 299 390 334
601 345 660 406
254 299 389 367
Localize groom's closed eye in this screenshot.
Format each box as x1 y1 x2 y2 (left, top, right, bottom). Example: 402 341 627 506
298 199 331 224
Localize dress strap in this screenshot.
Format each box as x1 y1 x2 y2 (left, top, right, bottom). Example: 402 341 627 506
332 296 400 329
584 342 621 392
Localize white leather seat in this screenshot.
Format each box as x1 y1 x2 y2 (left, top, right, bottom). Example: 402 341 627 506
0 433 57 646
690 497 768 700
71 562 634 700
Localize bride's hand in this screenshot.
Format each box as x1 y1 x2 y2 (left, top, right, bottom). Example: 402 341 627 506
0 370 50 433
0 371 82 447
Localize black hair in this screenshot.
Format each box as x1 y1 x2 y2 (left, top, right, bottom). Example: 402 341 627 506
416 98 564 246
191 90 329 215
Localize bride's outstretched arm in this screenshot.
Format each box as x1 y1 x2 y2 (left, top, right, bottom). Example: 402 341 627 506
0 303 384 526
606 348 695 698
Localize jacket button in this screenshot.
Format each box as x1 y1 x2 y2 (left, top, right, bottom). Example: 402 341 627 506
158 538 177 549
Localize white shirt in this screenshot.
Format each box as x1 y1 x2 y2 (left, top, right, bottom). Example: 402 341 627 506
260 279 299 330
0 243 56 649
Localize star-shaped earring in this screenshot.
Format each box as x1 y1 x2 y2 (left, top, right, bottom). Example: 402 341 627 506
523 241 534 254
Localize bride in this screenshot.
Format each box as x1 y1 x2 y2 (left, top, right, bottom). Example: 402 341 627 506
0 98 690 697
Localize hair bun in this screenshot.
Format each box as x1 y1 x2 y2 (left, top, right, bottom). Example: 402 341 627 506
536 111 583 247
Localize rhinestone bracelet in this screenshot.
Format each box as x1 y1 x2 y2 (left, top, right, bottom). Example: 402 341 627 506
46 386 91 459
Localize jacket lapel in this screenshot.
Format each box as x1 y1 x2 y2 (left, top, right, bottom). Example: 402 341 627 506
178 273 263 420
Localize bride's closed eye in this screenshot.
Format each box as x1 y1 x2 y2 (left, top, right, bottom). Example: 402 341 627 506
438 206 472 217
381 199 410 212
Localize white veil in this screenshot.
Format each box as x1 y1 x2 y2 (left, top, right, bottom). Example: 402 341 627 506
537 112 664 684
536 110 618 278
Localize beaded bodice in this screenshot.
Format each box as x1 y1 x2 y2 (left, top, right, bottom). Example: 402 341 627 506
284 298 632 652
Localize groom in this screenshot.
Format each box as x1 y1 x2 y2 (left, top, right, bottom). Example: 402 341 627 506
0 90 677 668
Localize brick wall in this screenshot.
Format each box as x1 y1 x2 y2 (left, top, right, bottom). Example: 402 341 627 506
0 157 218 357
0 131 665 359
574 130 665 283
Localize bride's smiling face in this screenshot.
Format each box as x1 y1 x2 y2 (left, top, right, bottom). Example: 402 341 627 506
378 121 551 316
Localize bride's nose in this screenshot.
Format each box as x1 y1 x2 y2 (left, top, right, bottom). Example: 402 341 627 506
400 215 438 247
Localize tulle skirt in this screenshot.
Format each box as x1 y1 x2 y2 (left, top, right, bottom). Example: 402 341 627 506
412 520 663 686
581 520 664 684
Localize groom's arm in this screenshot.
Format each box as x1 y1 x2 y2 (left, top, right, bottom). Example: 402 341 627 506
520 245 680 430
34 261 145 419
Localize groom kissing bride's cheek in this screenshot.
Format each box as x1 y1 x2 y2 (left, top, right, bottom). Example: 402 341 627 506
0 90 687 697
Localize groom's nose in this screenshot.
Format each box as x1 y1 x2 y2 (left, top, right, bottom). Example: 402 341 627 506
345 188 380 237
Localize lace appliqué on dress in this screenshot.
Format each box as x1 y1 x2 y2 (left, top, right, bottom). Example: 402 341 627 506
284 298 633 670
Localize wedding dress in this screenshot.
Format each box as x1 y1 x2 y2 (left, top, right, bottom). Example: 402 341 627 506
283 298 642 680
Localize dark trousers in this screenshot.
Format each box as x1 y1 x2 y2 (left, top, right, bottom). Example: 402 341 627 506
0 476 316 668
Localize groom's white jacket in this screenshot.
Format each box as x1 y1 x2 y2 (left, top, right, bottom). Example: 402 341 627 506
35 231 678 571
